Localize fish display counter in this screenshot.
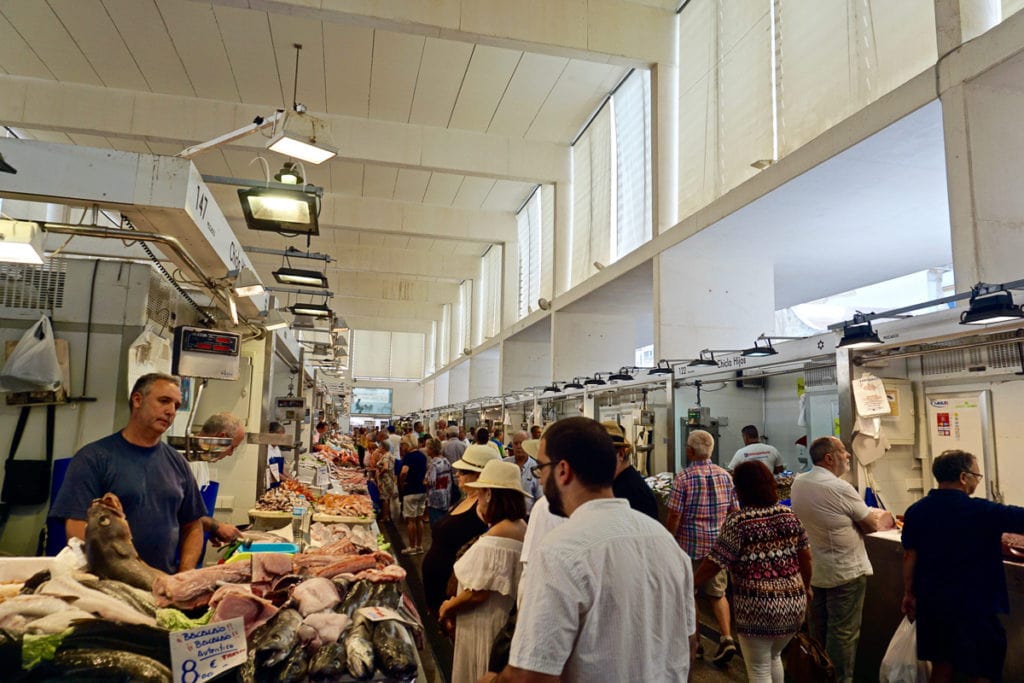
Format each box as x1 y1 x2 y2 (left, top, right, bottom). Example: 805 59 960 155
857 530 1024 681
0 493 426 682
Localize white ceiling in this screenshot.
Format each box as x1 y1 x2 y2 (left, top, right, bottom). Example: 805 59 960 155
0 0 635 333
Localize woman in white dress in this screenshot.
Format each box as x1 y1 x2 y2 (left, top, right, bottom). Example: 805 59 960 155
439 460 528 683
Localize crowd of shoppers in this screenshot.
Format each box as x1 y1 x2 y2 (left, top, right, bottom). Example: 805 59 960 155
364 418 1013 683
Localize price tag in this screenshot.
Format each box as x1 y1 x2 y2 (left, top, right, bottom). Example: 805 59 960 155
316 465 331 487
169 617 247 682
357 605 418 627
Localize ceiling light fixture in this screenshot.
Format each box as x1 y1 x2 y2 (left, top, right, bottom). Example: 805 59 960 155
648 360 676 375
742 337 777 357
960 284 1024 325
263 309 290 331
227 294 239 326
238 187 319 235
583 374 607 386
273 266 328 288
266 44 337 165
837 312 883 349
229 267 266 298
609 367 635 382
541 382 562 395
688 350 719 367
290 302 332 318
274 161 304 185
563 378 585 390
0 219 44 264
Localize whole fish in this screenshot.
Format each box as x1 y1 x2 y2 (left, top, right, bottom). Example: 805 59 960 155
84 493 166 591
345 615 375 680
278 643 310 683
309 641 348 682
38 574 155 626
48 648 171 682
78 577 158 617
372 619 417 679
255 608 302 668
58 619 172 666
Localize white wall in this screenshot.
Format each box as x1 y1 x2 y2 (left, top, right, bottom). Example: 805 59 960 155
501 339 550 393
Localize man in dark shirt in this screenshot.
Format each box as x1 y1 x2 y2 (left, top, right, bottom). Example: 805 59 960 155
400 435 430 554
602 421 659 520
902 449 1024 682
50 373 207 573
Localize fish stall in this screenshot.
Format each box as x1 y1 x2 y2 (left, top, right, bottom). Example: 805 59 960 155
0 491 425 682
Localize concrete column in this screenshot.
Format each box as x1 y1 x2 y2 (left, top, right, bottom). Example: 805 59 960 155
656 239 775 358
943 78 1024 287
935 0 1001 54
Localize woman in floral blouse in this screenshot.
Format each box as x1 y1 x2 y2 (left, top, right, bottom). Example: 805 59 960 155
694 461 813 683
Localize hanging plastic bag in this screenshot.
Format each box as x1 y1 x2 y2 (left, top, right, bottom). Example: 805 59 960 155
0 315 61 392
126 328 172 397
880 617 930 683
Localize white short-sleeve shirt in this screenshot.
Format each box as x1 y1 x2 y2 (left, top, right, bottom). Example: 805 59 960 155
511 498 695 682
790 466 873 588
728 443 784 471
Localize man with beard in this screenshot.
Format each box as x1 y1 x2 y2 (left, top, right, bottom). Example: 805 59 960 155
484 416 695 683
790 436 895 683
51 373 207 573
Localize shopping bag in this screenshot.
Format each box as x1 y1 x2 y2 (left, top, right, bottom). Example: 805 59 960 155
880 617 930 683
783 629 836 683
0 315 61 392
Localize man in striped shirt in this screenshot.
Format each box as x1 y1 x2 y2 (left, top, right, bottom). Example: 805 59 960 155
665 429 740 666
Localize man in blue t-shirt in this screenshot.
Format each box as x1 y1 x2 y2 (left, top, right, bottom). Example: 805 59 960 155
50 373 208 573
399 435 430 554
902 449 1024 682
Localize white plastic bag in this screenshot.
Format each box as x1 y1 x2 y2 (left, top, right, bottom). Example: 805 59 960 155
880 617 930 683
0 315 61 392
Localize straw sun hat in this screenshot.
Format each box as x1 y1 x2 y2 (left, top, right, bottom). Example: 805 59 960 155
464 459 527 494
452 444 500 472
521 439 541 458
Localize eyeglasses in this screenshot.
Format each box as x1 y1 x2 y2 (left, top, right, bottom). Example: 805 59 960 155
530 461 554 477
962 470 984 479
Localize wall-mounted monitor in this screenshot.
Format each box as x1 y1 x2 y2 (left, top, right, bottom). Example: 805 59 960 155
351 387 393 416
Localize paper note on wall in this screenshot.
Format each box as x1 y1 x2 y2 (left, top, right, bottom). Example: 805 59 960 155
853 373 892 417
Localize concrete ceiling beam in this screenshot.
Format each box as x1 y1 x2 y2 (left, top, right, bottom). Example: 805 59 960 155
0 74 568 183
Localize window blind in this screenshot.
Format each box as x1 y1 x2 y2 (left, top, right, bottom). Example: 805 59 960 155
455 280 472 356
516 190 542 319
477 245 502 342
390 331 425 379
570 103 613 288
425 320 436 376
439 303 451 368
614 70 652 260
352 330 391 378
540 184 554 301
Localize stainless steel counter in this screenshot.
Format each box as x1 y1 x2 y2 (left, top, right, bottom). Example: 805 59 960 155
858 532 1024 681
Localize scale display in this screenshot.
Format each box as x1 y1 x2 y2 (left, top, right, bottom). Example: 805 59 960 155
275 396 306 422
172 327 241 380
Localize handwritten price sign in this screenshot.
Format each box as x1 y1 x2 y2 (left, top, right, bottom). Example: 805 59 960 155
169 617 247 682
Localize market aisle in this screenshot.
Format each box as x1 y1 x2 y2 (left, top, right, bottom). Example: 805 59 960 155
383 517 448 683
384 515 749 683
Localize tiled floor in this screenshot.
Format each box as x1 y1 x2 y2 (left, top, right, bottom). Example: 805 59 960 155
382 516 751 683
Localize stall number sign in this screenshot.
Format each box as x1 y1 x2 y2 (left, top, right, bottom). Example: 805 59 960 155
170 617 247 682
